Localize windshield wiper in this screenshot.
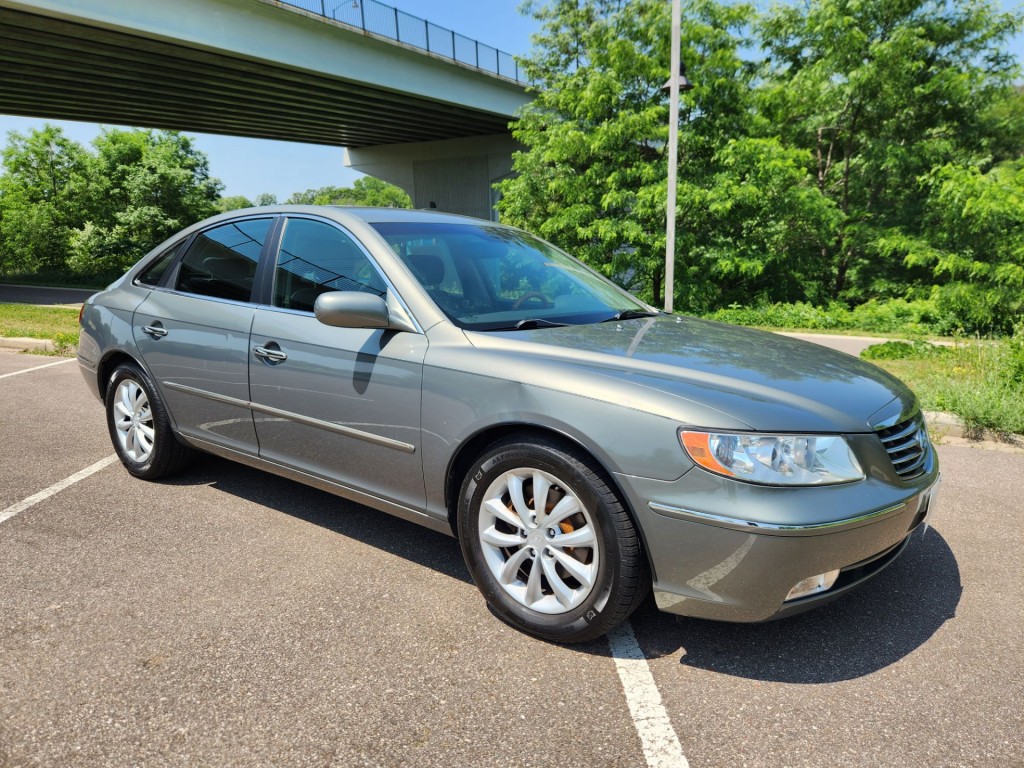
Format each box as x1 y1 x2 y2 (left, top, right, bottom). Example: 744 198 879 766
600 309 661 323
513 318 569 330
479 318 569 331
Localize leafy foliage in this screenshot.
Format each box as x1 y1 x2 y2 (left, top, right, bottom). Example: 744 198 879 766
861 340 948 360
706 298 946 335
0 126 90 273
917 160 1024 333
284 177 411 207
501 0 1024 331
0 126 409 284
218 194 255 212
757 0 1022 303
66 129 223 278
0 125 222 281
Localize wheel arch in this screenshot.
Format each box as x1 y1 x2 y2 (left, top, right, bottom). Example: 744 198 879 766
96 350 145 401
443 422 656 580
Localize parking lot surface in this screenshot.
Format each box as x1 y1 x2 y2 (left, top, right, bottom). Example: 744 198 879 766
1 348 1021 767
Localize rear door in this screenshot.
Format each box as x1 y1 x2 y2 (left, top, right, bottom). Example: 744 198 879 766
248 216 428 510
133 216 275 455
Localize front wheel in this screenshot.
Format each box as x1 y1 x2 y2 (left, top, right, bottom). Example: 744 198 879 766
458 437 649 643
105 362 193 480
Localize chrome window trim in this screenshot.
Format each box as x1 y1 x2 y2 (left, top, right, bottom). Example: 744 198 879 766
146 288 259 310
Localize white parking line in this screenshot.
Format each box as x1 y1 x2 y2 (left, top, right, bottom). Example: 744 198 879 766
0 358 76 380
0 455 118 525
608 622 689 768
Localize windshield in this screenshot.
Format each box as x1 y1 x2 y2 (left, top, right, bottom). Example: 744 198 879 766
369 222 653 331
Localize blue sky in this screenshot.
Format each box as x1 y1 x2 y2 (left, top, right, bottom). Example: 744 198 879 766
1 0 1021 201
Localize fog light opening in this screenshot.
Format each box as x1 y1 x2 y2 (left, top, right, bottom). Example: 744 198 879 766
785 569 841 602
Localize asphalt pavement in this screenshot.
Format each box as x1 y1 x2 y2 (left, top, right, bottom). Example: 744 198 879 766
0 284 96 306
1 349 1021 767
776 331 891 358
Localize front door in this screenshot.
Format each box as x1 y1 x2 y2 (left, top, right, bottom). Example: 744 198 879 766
248 217 427 510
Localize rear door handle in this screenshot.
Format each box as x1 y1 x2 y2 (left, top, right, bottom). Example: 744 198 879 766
253 344 287 363
143 323 168 338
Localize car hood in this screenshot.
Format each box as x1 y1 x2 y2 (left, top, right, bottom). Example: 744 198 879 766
464 315 916 433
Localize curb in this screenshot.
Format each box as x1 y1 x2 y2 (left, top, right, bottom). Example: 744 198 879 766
925 410 1024 448
924 411 965 439
0 336 57 353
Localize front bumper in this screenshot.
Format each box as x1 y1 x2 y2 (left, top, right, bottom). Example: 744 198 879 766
616 446 939 623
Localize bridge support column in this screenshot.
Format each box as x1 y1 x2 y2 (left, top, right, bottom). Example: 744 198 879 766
344 134 518 220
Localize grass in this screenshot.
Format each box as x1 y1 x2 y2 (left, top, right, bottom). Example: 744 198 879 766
863 337 1024 438
0 304 80 356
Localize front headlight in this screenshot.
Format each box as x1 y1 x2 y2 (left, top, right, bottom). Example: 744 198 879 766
680 430 864 486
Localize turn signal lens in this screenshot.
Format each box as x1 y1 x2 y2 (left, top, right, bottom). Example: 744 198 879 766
680 431 864 486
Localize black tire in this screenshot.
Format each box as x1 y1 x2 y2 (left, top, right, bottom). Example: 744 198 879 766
105 362 193 480
458 436 649 643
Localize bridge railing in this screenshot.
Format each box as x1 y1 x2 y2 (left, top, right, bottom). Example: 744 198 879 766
281 0 525 84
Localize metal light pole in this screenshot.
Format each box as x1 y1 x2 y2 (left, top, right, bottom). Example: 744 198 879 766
662 0 692 313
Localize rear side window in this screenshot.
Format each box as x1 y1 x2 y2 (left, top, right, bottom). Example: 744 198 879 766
136 244 181 288
273 218 386 312
175 218 272 302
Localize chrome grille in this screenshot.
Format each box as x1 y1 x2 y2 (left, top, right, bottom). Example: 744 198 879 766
876 416 929 480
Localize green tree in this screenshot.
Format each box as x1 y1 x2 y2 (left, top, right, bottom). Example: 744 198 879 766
0 125 90 274
498 0 837 310
68 129 222 277
285 177 411 207
901 159 1024 333
757 0 1022 302
286 186 336 204
254 192 278 206
218 194 254 212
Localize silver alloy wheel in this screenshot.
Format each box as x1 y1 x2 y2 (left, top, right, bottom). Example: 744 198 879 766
113 378 155 463
478 468 600 615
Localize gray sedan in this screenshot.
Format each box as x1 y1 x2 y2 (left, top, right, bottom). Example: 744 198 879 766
78 206 940 643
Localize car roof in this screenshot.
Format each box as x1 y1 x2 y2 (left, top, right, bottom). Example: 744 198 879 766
209 205 496 228
327 206 491 226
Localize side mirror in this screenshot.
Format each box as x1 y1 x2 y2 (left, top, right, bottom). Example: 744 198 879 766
314 291 390 329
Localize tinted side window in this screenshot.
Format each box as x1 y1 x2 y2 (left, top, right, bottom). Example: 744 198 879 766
273 219 386 312
175 218 272 302
136 243 182 287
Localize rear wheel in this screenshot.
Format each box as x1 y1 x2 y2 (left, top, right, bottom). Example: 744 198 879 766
458 436 648 643
105 362 193 480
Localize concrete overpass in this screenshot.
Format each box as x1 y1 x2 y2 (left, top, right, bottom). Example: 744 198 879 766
0 0 531 218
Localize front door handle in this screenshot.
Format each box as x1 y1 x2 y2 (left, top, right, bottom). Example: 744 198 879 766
253 344 287 363
143 323 168 338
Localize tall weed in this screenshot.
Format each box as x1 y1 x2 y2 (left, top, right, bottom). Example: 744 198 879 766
704 299 945 336
863 332 1024 437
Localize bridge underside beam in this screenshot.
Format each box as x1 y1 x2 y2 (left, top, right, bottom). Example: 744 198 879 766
0 4 514 148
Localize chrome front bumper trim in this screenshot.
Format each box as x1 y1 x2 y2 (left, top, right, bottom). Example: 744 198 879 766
647 500 908 536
